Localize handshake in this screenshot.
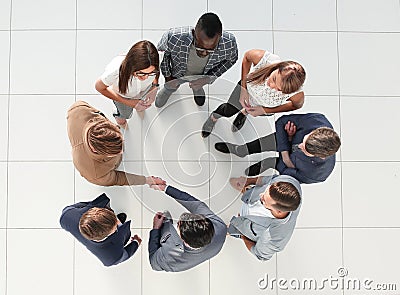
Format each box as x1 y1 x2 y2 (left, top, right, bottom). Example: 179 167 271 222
145 176 168 191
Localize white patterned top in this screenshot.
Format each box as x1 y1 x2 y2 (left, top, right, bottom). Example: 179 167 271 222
247 51 302 108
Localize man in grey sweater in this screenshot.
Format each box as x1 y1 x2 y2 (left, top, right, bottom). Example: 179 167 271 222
228 174 302 261
148 183 227 272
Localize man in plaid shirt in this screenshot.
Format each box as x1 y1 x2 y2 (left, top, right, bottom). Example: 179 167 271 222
155 12 238 107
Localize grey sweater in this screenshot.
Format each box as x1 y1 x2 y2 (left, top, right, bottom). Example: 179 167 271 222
148 186 227 272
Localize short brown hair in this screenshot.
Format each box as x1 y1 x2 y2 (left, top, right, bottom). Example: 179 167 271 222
247 61 306 94
87 121 123 155
118 40 159 94
79 207 118 241
269 182 301 212
305 127 341 158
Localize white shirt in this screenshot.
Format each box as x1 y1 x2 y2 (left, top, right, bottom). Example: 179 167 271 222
240 200 276 219
101 55 154 99
247 51 302 108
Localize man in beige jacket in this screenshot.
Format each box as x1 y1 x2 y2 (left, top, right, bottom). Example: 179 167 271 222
67 100 164 187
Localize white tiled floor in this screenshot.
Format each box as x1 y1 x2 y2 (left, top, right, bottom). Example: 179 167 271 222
2 1 400 295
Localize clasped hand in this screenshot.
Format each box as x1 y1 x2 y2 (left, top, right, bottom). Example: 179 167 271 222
134 87 158 111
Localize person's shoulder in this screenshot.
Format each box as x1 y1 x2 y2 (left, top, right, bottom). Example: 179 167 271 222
166 26 192 38
272 175 301 192
67 100 96 117
59 204 86 228
221 30 237 43
303 113 334 127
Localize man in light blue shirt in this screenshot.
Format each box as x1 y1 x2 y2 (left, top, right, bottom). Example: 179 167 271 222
228 174 302 261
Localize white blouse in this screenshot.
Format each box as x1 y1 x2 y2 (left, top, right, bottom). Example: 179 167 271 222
247 51 302 108
101 55 154 99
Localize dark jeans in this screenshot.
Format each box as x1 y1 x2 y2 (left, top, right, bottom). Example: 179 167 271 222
212 81 243 118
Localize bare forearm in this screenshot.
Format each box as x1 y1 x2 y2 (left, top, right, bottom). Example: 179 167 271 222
262 101 298 114
281 151 295 168
95 79 140 108
101 88 139 108
241 57 252 87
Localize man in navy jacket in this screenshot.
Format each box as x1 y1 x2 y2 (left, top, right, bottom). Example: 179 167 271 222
214 113 341 184
60 193 141 267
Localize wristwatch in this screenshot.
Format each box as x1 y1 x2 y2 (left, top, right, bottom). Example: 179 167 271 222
152 83 160 87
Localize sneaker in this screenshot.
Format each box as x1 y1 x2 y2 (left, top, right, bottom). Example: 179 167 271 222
117 213 127 224
193 87 206 106
201 114 217 138
214 142 245 157
155 87 175 108
231 112 247 132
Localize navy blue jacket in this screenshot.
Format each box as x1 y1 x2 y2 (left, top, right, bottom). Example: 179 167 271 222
275 113 336 184
60 193 138 267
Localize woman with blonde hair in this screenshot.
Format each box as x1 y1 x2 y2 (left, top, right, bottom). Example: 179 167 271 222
95 40 160 127
201 49 306 137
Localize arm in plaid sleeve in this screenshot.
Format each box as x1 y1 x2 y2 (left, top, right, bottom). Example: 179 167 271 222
157 30 172 78
207 35 238 81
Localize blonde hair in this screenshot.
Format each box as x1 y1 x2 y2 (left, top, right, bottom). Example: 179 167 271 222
305 127 341 158
87 121 123 155
247 61 306 94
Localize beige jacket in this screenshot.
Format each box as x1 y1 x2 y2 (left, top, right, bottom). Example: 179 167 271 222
67 101 146 186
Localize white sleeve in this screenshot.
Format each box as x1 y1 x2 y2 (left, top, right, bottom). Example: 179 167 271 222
100 57 121 87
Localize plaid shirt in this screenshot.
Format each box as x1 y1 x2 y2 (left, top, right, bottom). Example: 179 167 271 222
157 26 238 81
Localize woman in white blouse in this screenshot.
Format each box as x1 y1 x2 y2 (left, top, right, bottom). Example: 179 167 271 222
95 40 160 127
201 49 306 138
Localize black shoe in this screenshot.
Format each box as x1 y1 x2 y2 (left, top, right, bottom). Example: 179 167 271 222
193 87 206 106
201 115 217 138
232 112 247 132
214 142 245 157
244 162 262 176
117 213 127 224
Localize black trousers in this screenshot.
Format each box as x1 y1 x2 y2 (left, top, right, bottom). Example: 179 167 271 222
212 81 243 118
236 133 278 173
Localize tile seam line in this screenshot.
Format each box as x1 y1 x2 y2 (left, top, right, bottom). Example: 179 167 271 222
5 0 12 293
6 29 400 34
5 226 400 229
6 160 400 163
73 1 77 295
335 0 345 278
7 94 400 97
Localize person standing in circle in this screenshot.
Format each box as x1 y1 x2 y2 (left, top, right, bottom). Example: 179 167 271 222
95 40 160 128
202 49 306 137
155 12 238 108
67 100 165 187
